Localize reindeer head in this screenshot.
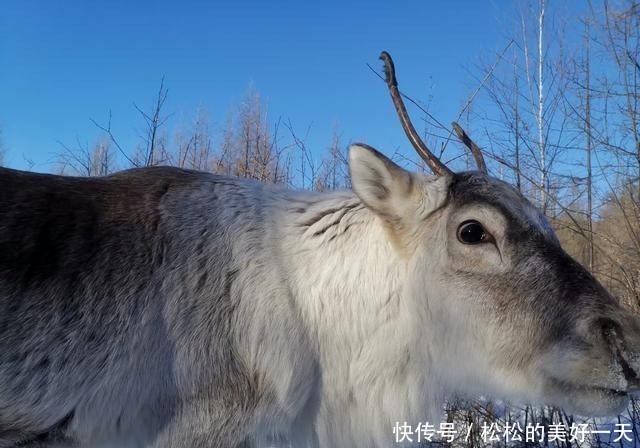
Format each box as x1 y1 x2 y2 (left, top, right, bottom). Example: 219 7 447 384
346 52 640 417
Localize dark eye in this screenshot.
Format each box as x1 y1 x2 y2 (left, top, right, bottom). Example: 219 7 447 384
457 220 488 245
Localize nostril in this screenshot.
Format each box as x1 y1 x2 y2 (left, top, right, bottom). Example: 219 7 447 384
597 318 640 385
597 318 624 350
596 317 618 333
596 318 619 337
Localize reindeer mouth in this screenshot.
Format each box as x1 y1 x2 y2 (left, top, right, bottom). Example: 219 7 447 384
550 377 628 397
544 376 630 416
541 323 640 416
602 324 640 392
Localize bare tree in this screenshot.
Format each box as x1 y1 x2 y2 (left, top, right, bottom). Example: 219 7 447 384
89 77 170 169
174 106 213 171
213 86 292 184
57 137 115 177
313 126 349 192
133 76 170 167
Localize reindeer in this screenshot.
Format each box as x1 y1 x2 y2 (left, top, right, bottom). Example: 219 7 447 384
1 52 639 448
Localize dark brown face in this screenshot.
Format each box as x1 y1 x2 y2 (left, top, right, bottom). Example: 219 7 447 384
421 172 640 416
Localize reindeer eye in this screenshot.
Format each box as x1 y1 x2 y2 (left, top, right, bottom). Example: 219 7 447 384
457 220 488 245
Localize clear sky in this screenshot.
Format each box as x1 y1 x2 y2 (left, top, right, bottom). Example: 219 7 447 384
0 1 580 172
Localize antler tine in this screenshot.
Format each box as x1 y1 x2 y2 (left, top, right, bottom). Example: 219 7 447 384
379 51 453 177
451 121 488 174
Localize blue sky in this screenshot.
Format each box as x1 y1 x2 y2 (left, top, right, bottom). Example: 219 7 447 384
0 1 581 172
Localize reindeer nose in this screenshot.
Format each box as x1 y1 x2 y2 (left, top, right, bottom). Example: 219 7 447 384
597 318 640 390
597 318 618 336
596 318 625 346
596 318 620 345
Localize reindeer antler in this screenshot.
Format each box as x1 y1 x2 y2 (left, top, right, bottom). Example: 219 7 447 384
379 51 453 177
451 121 488 174
380 51 489 175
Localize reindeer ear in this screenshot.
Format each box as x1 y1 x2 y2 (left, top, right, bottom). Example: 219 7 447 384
349 144 415 220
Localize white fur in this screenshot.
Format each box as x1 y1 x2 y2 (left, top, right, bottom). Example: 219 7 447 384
236 146 457 446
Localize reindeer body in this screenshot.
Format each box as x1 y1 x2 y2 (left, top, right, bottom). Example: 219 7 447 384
0 165 448 447
2 138 640 448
